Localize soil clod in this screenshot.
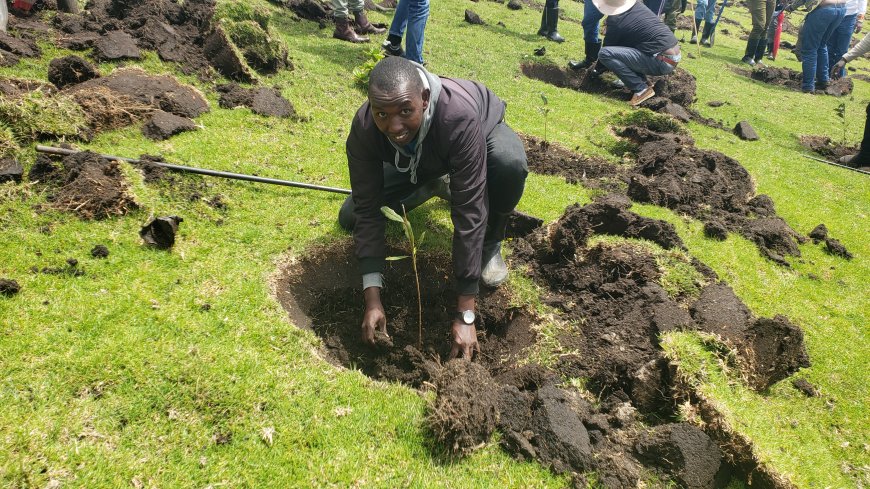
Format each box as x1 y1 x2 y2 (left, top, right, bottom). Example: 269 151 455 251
93 30 142 61
703 220 728 240
823 237 853 259
48 55 100 89
791 378 820 397
808 223 828 242
141 110 198 140
216 83 299 118
464 9 485 24
0 157 24 183
140 215 183 249
0 278 21 297
427 360 500 455
733 121 759 141
634 423 722 489
91 244 109 258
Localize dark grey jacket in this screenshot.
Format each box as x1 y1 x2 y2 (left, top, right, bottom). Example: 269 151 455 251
346 71 505 294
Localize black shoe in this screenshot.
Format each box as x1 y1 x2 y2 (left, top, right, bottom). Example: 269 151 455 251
381 39 404 57
568 59 592 71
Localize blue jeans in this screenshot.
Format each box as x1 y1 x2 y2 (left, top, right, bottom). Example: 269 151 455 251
695 0 717 23
826 13 857 77
389 0 429 64
598 46 677 93
582 0 604 43
801 4 845 91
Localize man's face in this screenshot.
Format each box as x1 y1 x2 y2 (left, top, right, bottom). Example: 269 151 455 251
368 83 430 146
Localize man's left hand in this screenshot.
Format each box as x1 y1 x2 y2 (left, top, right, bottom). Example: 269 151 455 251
449 321 479 359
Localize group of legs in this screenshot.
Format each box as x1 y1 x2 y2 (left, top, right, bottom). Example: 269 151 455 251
332 0 429 66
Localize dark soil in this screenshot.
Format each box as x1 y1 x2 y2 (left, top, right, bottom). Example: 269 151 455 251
68 67 210 119
30 151 139 219
521 61 697 111
0 278 21 297
521 134 625 191
270 0 332 25
808 223 828 242
92 30 141 61
216 83 299 119
624 131 806 265
139 215 183 249
428 360 500 455
203 25 255 83
823 237 853 259
736 66 854 96
47 55 100 89
799 135 859 161
791 378 819 397
141 110 198 140
0 30 41 58
90 244 109 258
465 9 485 25
277 197 810 486
0 158 24 183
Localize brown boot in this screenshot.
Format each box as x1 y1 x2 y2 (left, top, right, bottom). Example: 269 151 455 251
333 18 370 43
353 11 386 35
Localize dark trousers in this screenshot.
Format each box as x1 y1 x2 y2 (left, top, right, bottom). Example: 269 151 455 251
338 122 528 245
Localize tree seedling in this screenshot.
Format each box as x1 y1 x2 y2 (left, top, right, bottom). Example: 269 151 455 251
835 102 847 146
538 93 552 146
381 205 425 350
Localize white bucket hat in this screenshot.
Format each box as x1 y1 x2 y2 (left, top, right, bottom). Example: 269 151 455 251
592 0 637 16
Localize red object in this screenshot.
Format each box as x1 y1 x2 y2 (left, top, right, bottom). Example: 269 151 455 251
772 10 785 60
12 0 35 11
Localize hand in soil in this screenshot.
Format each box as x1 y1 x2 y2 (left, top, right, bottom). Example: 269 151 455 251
361 288 388 346
450 321 479 359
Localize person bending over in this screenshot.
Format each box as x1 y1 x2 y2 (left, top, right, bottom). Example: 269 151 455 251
830 32 870 169
593 0 681 106
338 57 529 358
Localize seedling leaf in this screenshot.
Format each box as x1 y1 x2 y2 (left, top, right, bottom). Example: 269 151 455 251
381 206 404 223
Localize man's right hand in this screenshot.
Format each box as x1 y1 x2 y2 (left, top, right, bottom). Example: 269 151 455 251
831 58 847 78
361 287 388 345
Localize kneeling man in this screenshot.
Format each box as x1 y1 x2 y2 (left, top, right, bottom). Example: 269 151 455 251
338 57 528 359
595 0 681 106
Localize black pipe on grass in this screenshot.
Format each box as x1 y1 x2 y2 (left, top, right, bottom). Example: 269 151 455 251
35 145 353 195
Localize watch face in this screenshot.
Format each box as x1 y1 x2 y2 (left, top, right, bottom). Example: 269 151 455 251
461 310 475 325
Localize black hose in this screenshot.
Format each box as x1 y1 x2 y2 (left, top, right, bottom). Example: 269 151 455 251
35 145 352 195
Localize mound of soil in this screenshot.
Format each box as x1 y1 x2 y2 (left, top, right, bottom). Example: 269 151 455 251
521 134 624 191
47 55 100 89
31 150 138 219
277 198 810 486
738 66 853 96
216 83 298 118
68 67 209 119
799 135 859 161
91 244 109 258
520 61 697 115
624 133 806 265
203 25 255 83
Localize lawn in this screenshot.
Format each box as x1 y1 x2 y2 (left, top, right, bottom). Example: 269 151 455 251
0 0 867 487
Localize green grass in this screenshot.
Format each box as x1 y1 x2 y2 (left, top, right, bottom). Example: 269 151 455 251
0 0 868 487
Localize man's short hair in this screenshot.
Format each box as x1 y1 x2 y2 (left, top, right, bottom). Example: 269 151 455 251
368 57 424 96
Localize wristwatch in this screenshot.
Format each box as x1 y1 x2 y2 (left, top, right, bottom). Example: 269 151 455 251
454 309 476 325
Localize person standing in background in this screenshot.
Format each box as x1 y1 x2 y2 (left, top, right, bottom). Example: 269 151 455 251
381 0 430 64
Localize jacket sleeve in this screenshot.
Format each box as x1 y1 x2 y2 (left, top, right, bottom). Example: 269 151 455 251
844 31 870 61
346 114 387 277
445 112 488 296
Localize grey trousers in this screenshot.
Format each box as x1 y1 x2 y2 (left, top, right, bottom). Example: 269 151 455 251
338 121 528 245
598 46 676 93
332 0 365 19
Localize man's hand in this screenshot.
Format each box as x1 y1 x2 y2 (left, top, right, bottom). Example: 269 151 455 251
450 321 479 359
831 58 847 78
856 14 864 33
361 286 388 345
